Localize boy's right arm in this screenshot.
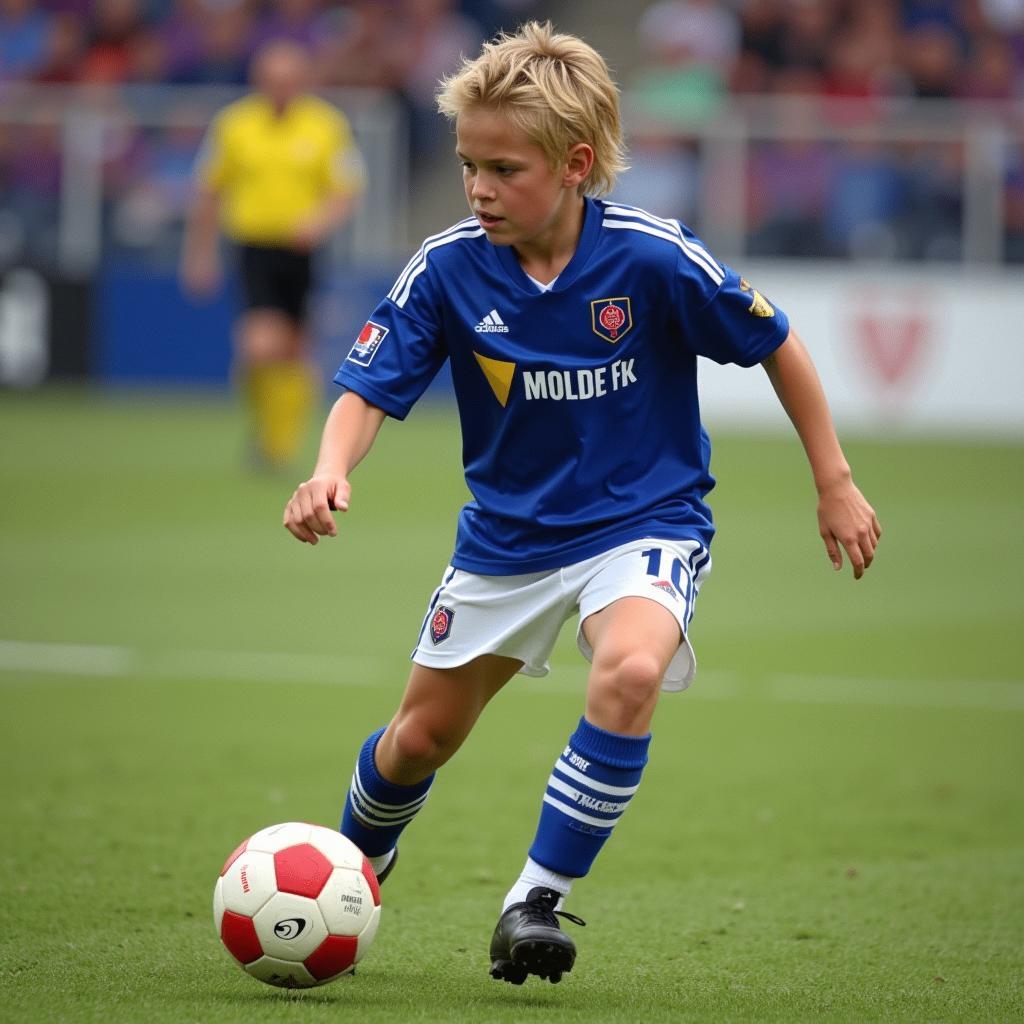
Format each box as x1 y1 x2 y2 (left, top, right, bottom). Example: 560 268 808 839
283 391 387 545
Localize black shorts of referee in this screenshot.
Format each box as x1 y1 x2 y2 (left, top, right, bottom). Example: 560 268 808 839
239 244 313 324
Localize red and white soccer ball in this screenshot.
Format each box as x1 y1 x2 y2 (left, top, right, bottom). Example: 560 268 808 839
213 822 381 988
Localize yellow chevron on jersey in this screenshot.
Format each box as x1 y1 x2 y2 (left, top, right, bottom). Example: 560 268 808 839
473 351 516 407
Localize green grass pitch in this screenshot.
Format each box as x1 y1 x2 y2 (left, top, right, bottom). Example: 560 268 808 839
1 390 1022 1022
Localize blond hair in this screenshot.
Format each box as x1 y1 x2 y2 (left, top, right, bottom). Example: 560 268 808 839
436 21 627 197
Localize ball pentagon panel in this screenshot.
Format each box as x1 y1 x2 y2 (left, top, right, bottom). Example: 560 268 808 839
274 842 334 898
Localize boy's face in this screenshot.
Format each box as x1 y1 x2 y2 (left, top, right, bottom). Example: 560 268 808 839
455 106 590 253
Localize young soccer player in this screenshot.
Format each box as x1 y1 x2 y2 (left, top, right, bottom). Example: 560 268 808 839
283 22 880 985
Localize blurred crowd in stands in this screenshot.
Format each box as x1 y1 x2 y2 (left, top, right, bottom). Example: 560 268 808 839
0 0 540 92
637 0 1023 104
0 0 1022 264
620 0 1024 260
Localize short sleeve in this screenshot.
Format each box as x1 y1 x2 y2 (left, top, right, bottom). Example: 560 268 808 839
334 270 446 420
673 229 789 367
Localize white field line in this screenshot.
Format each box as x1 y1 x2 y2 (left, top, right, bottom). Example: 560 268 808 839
0 639 1022 712
0 640 381 687
0 640 137 676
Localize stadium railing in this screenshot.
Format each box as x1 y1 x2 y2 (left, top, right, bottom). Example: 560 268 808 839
0 85 1020 272
0 82 407 276
619 93 1023 265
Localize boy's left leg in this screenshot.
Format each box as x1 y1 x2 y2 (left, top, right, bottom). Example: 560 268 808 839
341 654 521 879
490 597 681 985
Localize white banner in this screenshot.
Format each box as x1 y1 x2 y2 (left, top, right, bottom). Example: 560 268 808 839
698 264 1024 438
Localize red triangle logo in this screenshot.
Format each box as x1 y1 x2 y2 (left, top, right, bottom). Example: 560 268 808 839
855 314 928 387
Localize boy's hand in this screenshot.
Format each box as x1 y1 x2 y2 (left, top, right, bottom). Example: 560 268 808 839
283 475 351 544
817 478 881 579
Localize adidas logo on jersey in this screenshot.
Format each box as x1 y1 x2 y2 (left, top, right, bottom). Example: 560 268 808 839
474 309 509 333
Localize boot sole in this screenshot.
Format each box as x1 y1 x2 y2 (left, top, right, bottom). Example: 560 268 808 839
490 939 575 985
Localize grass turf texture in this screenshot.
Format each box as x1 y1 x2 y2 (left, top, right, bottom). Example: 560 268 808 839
1 390 1022 1022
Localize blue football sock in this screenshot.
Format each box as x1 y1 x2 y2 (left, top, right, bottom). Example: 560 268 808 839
527 716 650 878
340 727 434 857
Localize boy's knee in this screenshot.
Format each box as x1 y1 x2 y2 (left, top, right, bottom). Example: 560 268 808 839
588 649 664 723
382 714 460 777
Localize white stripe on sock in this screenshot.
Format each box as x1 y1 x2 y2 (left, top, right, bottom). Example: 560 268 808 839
546 775 630 815
553 758 640 796
542 793 619 830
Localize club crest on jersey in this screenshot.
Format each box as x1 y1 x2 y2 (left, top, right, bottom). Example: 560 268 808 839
590 297 633 343
430 605 454 645
347 320 389 367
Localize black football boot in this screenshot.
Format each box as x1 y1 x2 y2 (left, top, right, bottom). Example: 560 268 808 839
489 887 585 985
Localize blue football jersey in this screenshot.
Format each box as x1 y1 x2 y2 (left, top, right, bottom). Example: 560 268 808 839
335 198 789 574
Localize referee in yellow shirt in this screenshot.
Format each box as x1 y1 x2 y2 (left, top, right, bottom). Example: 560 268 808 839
181 40 365 469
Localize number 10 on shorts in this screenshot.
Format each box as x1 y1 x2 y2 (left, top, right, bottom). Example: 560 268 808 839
641 547 688 599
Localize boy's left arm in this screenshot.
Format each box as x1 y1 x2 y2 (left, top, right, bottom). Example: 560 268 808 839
762 330 881 579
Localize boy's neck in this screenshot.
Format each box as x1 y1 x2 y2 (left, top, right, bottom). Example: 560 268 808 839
513 196 585 286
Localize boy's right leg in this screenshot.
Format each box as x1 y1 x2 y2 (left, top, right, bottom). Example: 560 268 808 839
341 654 521 879
490 596 681 985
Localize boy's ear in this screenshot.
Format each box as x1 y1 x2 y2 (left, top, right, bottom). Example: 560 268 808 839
563 142 594 189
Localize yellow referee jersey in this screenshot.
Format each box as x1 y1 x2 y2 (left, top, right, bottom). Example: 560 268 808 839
196 93 365 245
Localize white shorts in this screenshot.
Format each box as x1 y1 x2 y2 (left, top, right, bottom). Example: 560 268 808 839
411 538 712 692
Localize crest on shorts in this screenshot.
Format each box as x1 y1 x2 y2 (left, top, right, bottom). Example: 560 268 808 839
590 297 633 343
651 579 678 599
347 320 389 367
430 605 455 645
